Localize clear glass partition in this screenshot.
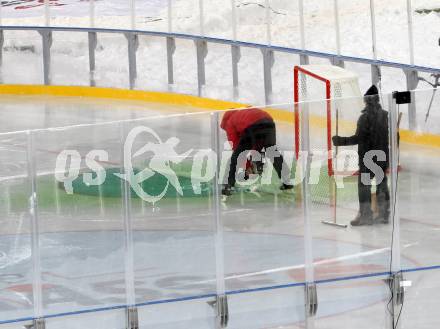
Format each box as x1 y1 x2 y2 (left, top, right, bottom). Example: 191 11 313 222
296 95 394 279
295 92 398 328
398 88 440 271
270 0 301 49
51 31 89 86
220 105 306 328
0 0 436 69
2 30 42 85
1 2 45 27
1 89 440 328
127 113 218 327
374 0 411 64
203 0 233 40
34 123 126 317
94 33 129 89
136 36 168 92
302 0 337 54
0 132 33 323
411 0 439 68
134 0 170 33
94 1 131 30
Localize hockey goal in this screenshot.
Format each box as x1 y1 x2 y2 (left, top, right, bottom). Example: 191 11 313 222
294 65 364 227
294 65 363 177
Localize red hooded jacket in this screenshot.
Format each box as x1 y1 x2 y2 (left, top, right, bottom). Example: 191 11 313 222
220 108 273 149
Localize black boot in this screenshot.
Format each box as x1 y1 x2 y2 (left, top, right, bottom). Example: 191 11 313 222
351 212 373 226
280 183 294 191
375 201 390 224
222 185 233 196
375 190 390 224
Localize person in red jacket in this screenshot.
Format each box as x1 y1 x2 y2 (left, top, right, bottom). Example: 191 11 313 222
220 108 293 196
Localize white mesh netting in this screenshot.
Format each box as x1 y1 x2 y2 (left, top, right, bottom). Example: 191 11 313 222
295 65 364 177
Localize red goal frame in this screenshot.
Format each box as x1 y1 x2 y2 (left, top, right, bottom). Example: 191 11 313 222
294 65 334 176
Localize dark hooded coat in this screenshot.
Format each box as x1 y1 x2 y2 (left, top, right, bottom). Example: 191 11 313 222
333 86 389 172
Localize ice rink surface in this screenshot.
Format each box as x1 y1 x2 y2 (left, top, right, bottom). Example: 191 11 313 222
1 95 440 328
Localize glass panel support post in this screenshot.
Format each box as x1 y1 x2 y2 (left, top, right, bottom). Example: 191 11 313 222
126 306 139 329
299 101 317 327
404 69 419 130
39 30 52 85
88 32 97 87
305 282 318 317
119 123 136 309
261 48 274 105
195 40 208 96
388 92 404 328
125 32 139 90
26 131 45 324
167 37 176 85
231 45 241 100
209 112 229 328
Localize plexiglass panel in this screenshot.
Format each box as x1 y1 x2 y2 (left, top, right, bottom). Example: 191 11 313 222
398 89 440 271
2 30 43 85
297 93 393 282
219 105 305 328
0 132 33 323
374 0 411 63
122 113 217 305
34 123 126 316
398 269 440 328
227 286 305 328
51 31 89 86
314 275 391 329
411 0 440 68
302 0 337 54
94 33 128 89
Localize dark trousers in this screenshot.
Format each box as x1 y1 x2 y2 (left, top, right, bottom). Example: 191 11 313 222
358 166 390 218
227 119 285 187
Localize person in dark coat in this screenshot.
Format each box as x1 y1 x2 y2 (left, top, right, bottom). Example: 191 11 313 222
220 108 293 196
332 85 390 226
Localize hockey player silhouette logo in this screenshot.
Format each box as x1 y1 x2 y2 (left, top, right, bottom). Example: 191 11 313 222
115 126 193 204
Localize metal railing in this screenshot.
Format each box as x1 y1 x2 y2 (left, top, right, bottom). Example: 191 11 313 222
0 25 439 130
0 0 424 66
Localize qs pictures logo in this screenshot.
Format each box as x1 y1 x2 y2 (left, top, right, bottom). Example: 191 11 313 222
55 126 220 203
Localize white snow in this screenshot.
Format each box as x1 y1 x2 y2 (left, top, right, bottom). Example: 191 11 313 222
0 0 439 133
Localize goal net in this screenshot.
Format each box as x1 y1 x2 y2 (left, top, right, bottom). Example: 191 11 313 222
294 65 363 176
294 65 364 224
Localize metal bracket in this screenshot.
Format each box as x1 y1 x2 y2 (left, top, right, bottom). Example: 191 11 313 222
126 306 139 329
261 48 274 105
195 40 208 96
371 64 381 86
0 30 4 83
231 45 241 100
405 69 419 90
330 56 345 68
166 37 176 85
209 295 229 328
305 283 318 317
24 318 46 329
38 30 52 85
125 33 139 90
88 32 97 87
299 54 310 65
391 272 405 307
